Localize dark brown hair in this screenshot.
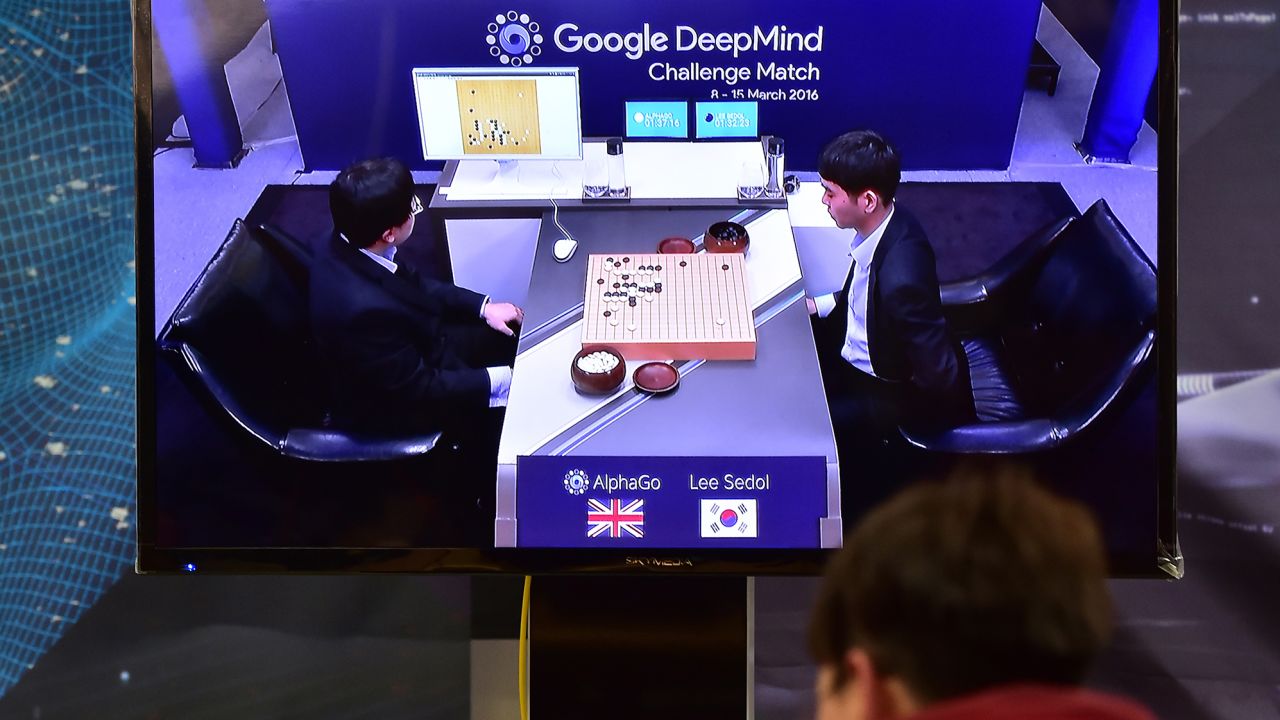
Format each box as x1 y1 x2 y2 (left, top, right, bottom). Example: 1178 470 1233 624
329 157 415 248
809 460 1111 703
818 129 901 204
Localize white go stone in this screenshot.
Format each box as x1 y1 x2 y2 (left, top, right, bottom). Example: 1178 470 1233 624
577 351 620 374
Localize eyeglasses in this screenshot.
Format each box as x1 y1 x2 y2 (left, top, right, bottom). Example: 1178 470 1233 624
410 194 424 217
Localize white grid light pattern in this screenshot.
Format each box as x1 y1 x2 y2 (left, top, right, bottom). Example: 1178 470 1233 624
0 0 136 694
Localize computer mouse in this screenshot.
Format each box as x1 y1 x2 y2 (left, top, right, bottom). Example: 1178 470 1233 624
553 237 578 263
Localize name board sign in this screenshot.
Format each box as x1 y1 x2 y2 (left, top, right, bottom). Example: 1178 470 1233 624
515 455 828 548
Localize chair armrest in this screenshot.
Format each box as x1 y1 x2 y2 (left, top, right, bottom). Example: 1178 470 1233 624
177 344 285 450
1054 329 1156 437
282 428 443 462
940 216 1076 309
177 344 443 462
939 216 1075 333
901 330 1156 454
900 418 1065 454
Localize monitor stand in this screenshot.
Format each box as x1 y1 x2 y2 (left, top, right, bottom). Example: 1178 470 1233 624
458 159 562 196
492 159 520 187
529 576 750 719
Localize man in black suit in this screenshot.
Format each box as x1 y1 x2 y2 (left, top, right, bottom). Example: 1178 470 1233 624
310 157 524 439
808 131 973 503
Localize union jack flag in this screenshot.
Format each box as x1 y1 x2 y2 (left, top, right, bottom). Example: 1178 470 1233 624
586 498 645 538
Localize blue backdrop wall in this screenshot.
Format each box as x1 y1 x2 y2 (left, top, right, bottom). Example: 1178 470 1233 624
264 0 1042 171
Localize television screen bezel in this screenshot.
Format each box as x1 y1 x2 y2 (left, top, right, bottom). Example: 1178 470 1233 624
133 0 1179 577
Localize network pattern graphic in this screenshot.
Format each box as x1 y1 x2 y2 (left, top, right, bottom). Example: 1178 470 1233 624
0 0 137 695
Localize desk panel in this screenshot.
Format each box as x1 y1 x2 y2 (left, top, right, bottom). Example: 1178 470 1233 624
496 207 841 549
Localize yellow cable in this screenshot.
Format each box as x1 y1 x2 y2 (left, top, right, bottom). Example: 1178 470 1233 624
519 575 532 720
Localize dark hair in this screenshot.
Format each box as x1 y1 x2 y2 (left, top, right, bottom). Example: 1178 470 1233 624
817 129 901 204
329 157 415 248
809 460 1111 704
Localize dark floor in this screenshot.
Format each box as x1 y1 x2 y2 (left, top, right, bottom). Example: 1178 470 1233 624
0 574 474 720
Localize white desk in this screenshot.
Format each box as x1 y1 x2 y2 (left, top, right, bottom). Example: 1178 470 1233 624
430 140 782 306
494 206 842 549
785 181 855 299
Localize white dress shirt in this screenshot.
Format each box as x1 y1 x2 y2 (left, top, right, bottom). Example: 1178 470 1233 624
357 243 398 272
340 233 511 407
812 205 895 377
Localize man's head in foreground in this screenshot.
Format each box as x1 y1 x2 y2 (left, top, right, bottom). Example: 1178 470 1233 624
329 157 421 250
810 462 1118 720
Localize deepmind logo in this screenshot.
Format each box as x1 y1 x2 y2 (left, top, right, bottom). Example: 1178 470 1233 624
552 22 824 60
487 10 544 66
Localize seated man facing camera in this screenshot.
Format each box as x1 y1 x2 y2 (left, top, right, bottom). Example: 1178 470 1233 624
809 462 1153 720
809 130 973 446
310 157 523 439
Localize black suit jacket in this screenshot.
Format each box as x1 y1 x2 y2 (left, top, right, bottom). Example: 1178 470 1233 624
816 207 973 426
309 232 493 434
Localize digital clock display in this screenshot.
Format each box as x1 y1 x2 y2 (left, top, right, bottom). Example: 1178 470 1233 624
625 101 690 138
695 101 759 138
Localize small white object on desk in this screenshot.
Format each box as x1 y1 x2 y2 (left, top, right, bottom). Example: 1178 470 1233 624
553 238 578 262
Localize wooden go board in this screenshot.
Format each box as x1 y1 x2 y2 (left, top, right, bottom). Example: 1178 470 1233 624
582 253 756 360
456 78 541 155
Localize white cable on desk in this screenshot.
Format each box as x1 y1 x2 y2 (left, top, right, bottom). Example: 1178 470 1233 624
549 162 574 241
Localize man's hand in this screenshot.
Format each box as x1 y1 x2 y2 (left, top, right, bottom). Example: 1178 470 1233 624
483 302 524 336
806 297 818 315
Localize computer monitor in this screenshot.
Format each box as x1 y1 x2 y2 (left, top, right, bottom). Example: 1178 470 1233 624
412 67 582 162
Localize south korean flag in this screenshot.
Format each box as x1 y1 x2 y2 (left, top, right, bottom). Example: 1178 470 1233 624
701 499 758 538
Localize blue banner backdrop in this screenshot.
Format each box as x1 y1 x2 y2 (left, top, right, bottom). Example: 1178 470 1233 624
264 0 1041 171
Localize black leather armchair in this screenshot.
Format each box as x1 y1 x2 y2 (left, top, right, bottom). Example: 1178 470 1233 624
158 219 444 461
901 199 1157 453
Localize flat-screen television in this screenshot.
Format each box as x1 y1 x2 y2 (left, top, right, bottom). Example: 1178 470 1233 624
136 0 1177 576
